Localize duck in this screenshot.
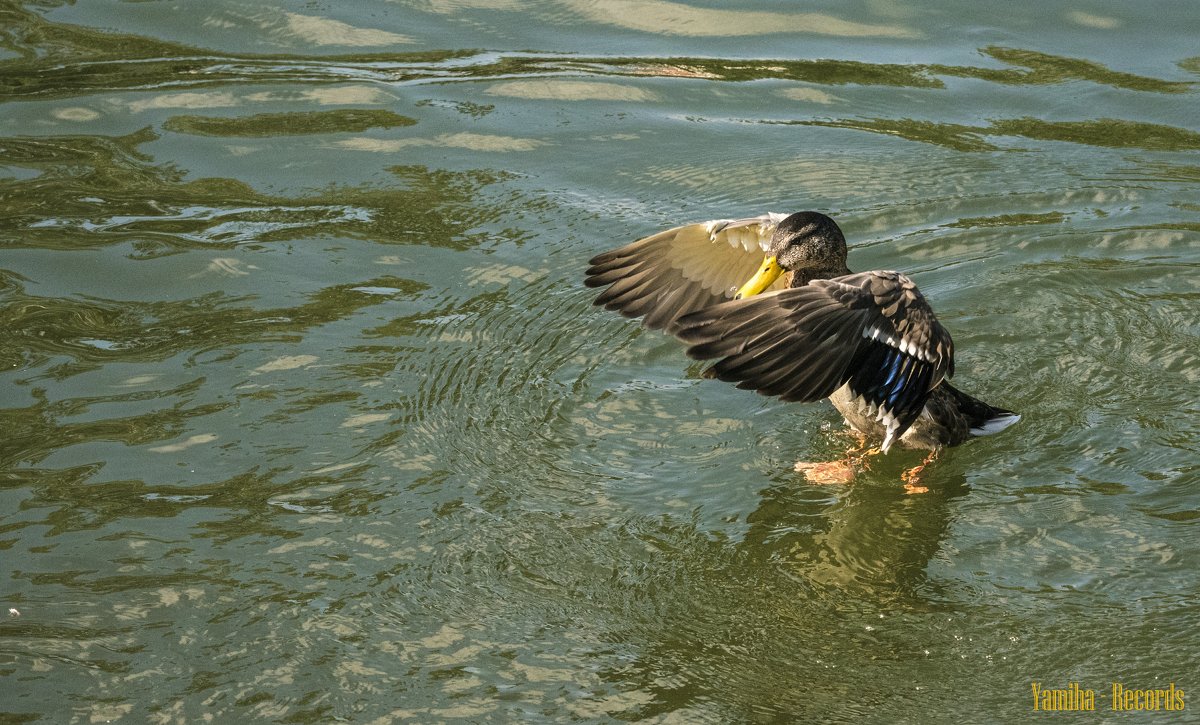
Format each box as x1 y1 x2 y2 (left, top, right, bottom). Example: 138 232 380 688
584 211 1019 491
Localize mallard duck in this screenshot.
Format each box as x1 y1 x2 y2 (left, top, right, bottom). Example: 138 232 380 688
585 211 1019 489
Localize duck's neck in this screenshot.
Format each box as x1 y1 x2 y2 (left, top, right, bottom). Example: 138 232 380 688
787 263 853 288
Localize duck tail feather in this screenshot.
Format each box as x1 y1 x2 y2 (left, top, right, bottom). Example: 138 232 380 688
969 412 1021 436
939 381 1019 437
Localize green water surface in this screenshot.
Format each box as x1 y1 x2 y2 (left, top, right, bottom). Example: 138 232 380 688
1 1 1197 722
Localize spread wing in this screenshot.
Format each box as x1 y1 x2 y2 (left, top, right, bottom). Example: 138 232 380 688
585 213 789 330
671 270 955 452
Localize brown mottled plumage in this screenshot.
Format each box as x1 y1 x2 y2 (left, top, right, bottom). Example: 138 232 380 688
586 211 1019 455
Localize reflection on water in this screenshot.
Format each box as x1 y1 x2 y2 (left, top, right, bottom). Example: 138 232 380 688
792 116 1200 153
559 0 920 39
162 109 417 137
1 0 1198 721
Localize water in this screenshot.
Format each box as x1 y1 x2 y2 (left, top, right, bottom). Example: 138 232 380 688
1 1 1198 722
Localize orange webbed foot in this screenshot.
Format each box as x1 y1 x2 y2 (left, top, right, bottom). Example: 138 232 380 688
794 460 857 485
795 429 887 485
900 450 940 494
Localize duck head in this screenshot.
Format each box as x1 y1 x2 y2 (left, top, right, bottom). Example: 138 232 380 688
734 211 852 299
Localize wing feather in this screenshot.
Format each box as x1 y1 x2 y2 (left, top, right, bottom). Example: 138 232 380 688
585 213 788 330
671 270 955 450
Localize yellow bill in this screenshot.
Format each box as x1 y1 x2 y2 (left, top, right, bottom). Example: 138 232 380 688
734 255 783 299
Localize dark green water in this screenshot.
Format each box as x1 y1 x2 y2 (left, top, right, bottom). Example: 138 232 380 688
1 1 1198 722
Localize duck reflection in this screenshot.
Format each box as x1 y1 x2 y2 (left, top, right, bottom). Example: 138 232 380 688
591 463 973 722
742 468 970 601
